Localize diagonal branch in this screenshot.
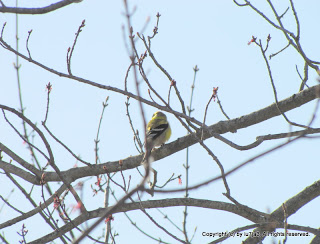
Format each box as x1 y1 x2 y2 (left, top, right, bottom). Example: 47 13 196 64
0 35 202 127
243 179 320 243
1 84 319 185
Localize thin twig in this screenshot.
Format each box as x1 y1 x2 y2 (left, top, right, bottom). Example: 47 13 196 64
289 0 300 40
94 96 109 164
258 39 310 129
0 194 24 214
269 42 290 60
26 29 32 59
125 97 143 153
43 82 52 124
156 208 183 233
1 22 6 39
104 177 111 243
67 19 85 75
298 62 309 91
201 88 217 140
124 63 133 92
216 95 231 120
279 6 289 19
155 173 180 188
42 123 91 166
182 65 199 243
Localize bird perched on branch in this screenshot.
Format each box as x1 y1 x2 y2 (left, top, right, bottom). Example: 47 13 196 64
143 111 171 162
142 111 171 194
147 111 171 148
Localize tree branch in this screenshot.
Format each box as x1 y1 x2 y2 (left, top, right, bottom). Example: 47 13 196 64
1 84 319 185
243 179 320 243
0 0 80 14
29 197 267 243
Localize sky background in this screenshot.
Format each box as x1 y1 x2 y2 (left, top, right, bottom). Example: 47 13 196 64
0 0 320 243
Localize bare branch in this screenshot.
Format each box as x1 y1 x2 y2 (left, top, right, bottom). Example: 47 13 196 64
242 178 320 243
0 36 202 126
0 0 81 15
26 29 32 59
0 184 67 229
29 197 268 243
257 38 310 129
1 84 318 185
67 20 86 75
0 194 24 214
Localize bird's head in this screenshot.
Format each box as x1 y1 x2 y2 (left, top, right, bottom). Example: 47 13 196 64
152 111 167 119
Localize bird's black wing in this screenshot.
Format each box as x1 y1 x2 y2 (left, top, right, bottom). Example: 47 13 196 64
147 123 168 140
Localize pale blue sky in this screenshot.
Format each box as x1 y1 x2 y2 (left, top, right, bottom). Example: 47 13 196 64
1 0 319 243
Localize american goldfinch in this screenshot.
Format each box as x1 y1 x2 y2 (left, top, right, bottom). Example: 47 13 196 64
146 111 171 151
143 111 171 192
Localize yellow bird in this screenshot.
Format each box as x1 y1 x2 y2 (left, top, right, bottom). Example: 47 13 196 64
146 111 171 150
